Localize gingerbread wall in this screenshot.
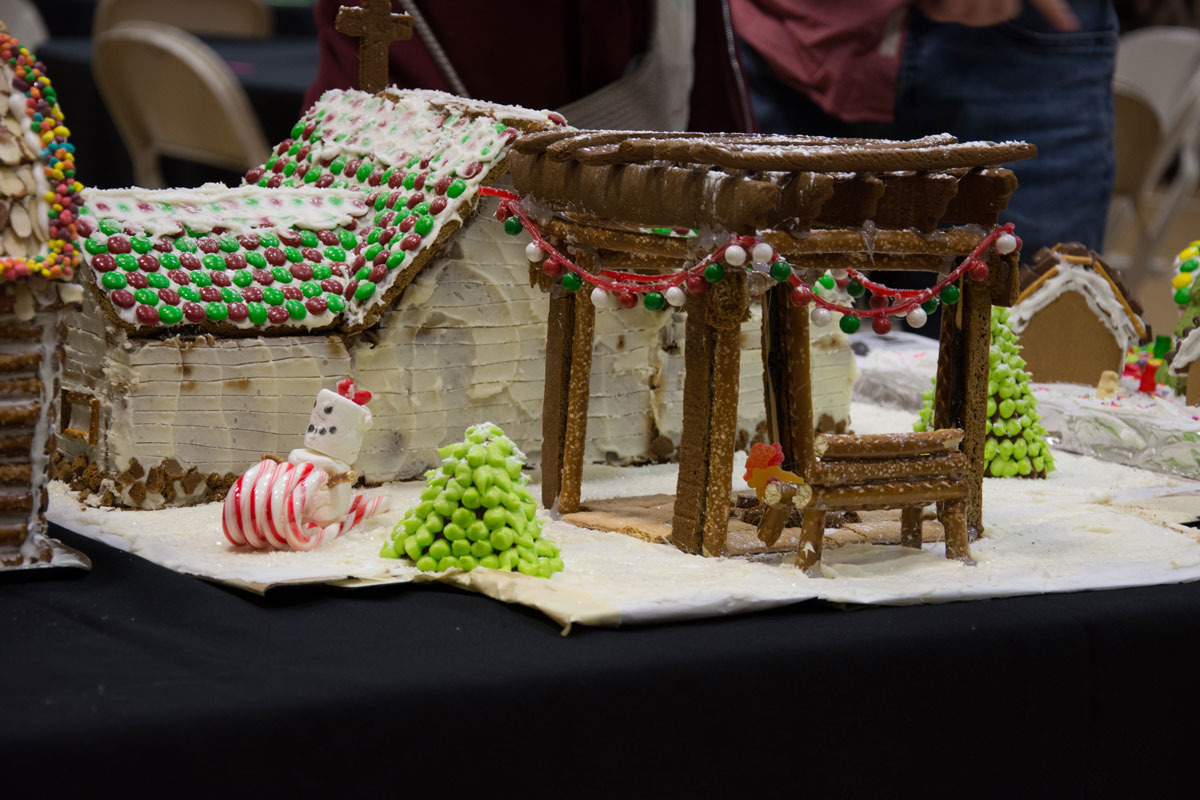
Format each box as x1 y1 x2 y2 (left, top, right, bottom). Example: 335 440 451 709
1018 291 1124 385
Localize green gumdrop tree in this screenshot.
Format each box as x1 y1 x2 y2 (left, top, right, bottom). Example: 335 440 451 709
381 423 564 578
915 307 1054 478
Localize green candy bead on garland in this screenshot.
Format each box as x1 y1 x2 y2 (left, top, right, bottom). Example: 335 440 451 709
914 307 1054 479
383 424 564 577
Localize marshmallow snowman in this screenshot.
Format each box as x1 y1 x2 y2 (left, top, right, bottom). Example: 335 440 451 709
288 379 374 525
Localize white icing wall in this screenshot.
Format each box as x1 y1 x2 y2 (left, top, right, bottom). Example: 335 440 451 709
60 214 853 493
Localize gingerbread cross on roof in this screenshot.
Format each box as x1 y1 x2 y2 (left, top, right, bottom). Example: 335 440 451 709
336 0 414 94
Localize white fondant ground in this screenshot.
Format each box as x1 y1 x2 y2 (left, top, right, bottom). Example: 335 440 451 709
47 403 1200 631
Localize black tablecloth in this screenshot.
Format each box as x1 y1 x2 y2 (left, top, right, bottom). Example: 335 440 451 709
5 524 1200 798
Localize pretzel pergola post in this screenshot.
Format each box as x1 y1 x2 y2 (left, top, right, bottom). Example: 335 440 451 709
508 130 1034 566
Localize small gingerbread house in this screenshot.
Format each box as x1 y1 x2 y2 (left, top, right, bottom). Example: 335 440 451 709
0 27 83 566
1010 244 1149 386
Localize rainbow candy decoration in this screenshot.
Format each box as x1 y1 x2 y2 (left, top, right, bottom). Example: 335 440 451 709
0 30 82 282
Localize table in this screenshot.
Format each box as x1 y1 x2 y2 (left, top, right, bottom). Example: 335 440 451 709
37 35 319 189
5 524 1200 798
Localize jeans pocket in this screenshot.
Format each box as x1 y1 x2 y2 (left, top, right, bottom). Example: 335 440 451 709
997 20 1117 54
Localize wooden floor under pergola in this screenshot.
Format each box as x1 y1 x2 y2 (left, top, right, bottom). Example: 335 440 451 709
509 131 1034 566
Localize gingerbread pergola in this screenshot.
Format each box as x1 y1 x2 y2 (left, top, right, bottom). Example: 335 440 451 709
507 130 1035 568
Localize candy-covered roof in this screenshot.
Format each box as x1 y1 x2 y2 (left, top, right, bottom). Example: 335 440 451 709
0 28 81 283
78 88 562 335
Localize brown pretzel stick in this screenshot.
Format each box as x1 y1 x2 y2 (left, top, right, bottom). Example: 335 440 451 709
0 401 39 426
0 490 33 512
813 452 969 486
807 478 968 511
815 429 963 460
756 482 798 547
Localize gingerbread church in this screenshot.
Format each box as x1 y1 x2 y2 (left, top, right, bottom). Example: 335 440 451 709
1009 244 1148 385
0 27 83 566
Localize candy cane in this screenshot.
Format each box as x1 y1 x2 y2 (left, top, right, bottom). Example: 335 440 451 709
222 460 390 551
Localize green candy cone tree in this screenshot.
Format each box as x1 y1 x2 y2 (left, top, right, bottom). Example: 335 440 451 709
915 307 1054 478
380 423 564 577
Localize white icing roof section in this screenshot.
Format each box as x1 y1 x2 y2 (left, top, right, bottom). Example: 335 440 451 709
84 186 369 237
1169 327 1200 374
1010 258 1143 353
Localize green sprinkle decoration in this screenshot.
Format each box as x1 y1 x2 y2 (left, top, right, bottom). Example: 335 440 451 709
386 252 405 270
301 281 322 298
130 236 152 254
915 307 1053 479
385 424 562 578
263 287 285 306
769 261 792 282
324 246 346 262
561 272 582 292
116 253 137 271
839 315 860 334
101 272 126 290
134 288 157 306
202 254 224 271
940 285 961 305
147 272 169 289
286 299 307 320
446 179 466 198
312 264 333 280
271 266 293 284
704 263 725 283
233 270 253 287
158 305 183 324
503 217 523 236
326 293 346 313
354 281 377 301
205 302 228 322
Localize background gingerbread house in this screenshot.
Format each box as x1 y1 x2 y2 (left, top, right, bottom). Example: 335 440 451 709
1010 243 1149 385
0 27 82 565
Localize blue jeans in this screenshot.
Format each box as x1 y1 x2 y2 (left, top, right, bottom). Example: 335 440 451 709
740 1 1118 258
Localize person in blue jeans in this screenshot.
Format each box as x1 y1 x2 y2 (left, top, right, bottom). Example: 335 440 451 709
735 0 1118 262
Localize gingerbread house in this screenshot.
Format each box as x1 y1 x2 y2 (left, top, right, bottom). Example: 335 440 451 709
0 27 83 566
1010 244 1149 386
508 129 1033 569
57 88 824 510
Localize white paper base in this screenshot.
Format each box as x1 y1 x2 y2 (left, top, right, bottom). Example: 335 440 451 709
48 403 1200 632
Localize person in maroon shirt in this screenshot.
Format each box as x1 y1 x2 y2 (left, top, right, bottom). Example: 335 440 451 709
305 0 753 132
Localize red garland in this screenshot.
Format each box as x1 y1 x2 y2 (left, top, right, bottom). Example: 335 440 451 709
479 186 1015 320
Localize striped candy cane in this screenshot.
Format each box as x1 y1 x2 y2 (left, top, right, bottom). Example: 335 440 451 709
222 459 389 551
